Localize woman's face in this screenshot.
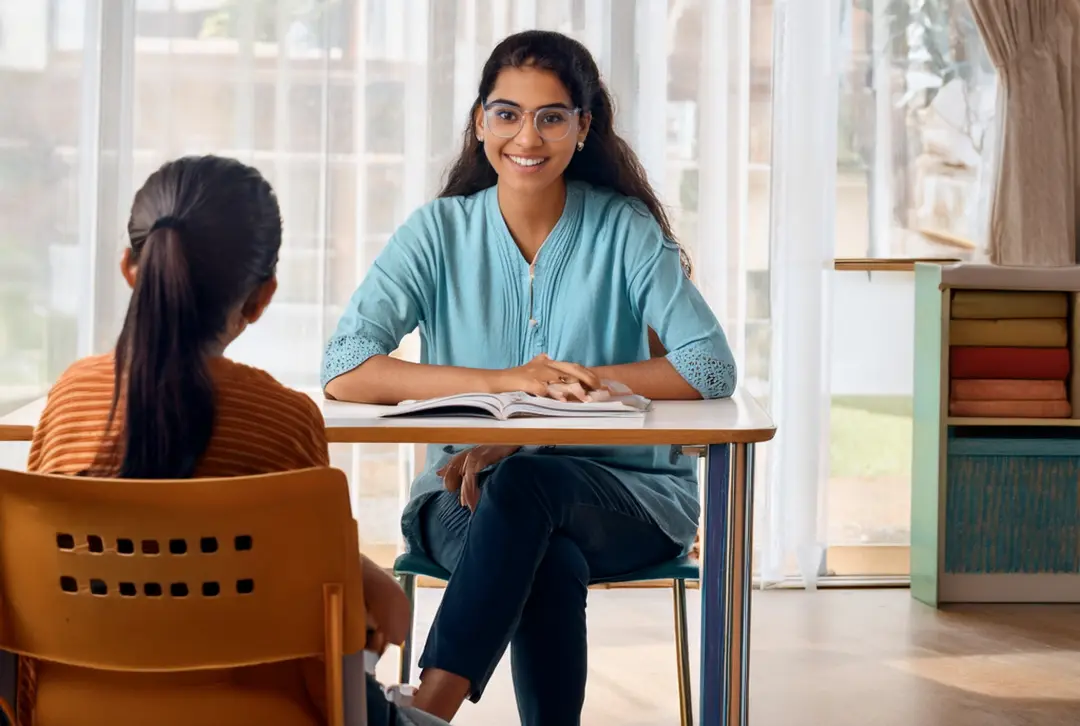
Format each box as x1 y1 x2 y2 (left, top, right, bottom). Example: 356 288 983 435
475 66 590 195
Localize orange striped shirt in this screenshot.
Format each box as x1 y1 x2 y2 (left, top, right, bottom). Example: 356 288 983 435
28 354 329 476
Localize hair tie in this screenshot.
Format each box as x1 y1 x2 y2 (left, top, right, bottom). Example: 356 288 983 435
150 216 185 233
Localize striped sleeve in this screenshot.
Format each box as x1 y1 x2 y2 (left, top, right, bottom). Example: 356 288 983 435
25 397 52 473
294 396 330 468
26 358 116 475
204 376 329 475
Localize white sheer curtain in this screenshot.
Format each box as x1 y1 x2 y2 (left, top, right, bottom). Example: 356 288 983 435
758 0 841 588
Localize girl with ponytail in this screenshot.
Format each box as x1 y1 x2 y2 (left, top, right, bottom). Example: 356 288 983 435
26 155 440 726
101 157 283 479
31 155 304 480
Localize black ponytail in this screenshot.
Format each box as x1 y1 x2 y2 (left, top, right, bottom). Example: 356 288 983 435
90 156 281 479
109 224 214 478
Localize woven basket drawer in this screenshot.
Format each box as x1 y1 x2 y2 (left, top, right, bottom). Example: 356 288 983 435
945 437 1080 574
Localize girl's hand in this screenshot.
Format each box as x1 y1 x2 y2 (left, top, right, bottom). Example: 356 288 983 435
365 626 388 655
489 354 604 400
438 445 521 512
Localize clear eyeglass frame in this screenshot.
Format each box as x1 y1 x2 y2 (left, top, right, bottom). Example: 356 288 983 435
482 103 582 142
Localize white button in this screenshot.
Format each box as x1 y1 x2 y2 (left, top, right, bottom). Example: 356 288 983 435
530 318 538 326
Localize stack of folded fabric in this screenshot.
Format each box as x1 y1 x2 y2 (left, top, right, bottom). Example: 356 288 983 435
948 290 1072 418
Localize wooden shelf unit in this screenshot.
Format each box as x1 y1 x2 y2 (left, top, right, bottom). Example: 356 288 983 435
912 263 1080 605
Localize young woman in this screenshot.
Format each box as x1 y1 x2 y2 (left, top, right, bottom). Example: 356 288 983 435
26 155 444 726
322 31 736 725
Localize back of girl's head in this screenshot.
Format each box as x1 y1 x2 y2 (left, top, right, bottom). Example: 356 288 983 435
441 30 681 254
94 155 281 479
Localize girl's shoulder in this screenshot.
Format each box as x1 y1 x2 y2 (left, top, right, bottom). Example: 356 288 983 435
209 358 324 426
201 359 329 472
48 354 116 399
57 352 114 378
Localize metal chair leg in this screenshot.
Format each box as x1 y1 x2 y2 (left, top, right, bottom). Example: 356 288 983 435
673 579 694 726
398 573 416 685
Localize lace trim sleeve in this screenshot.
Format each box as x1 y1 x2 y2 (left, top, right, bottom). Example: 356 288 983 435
666 339 737 399
321 334 391 389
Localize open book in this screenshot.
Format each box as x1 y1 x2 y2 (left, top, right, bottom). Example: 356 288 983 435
381 391 651 420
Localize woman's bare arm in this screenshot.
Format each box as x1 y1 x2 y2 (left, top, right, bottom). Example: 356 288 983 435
325 356 494 404
325 354 604 405
589 328 700 401
592 357 701 401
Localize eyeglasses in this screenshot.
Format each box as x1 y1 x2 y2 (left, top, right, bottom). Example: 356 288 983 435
483 103 581 142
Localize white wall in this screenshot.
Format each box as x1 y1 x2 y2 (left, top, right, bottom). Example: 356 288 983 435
829 270 914 397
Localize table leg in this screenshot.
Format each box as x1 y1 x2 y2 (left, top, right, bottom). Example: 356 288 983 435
700 442 756 726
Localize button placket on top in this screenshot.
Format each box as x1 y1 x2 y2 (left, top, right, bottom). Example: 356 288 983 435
486 183 583 364
530 260 546 352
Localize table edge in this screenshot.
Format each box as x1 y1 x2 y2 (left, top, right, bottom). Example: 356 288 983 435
0 425 32 443
324 426 777 445
0 423 777 445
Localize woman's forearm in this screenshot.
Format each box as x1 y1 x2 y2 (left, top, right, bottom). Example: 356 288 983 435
325 352 702 404
593 357 701 401
325 355 494 404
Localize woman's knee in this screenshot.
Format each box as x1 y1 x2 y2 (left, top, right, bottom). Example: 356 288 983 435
533 534 589 592
481 454 563 512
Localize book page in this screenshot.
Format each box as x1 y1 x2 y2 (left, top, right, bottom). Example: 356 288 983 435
502 392 650 418
382 391 651 419
385 392 507 418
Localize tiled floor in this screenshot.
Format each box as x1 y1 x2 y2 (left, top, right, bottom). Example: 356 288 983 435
375 587 1080 725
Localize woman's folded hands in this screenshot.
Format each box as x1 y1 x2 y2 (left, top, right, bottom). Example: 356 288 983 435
487 354 629 402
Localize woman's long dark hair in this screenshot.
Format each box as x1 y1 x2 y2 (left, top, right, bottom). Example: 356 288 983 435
441 30 688 271
91 155 281 479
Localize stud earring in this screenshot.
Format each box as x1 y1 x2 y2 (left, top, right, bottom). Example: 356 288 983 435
577 140 585 151
477 135 484 143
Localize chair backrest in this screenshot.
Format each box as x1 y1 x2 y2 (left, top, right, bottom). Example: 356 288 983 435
0 467 366 672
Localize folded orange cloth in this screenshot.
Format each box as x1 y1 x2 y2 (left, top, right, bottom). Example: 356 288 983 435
949 379 1067 401
948 399 1072 418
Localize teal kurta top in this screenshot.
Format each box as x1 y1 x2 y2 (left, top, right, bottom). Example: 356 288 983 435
321 181 736 554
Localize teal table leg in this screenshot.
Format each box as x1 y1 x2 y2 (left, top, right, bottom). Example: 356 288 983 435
700 442 756 726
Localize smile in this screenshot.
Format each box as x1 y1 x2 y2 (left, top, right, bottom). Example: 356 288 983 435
506 155 548 170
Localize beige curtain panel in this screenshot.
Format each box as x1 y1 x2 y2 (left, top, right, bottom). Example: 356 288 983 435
971 0 1077 267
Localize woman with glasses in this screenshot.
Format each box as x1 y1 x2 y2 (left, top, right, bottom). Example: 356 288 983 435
322 30 736 725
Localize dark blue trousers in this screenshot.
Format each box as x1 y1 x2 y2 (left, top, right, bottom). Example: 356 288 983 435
417 454 679 726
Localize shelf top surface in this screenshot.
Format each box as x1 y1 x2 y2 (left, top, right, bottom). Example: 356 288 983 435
927 262 1080 292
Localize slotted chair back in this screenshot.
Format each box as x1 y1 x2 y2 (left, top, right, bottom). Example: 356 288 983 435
0 467 366 726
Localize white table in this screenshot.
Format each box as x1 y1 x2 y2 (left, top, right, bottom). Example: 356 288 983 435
1 391 775 726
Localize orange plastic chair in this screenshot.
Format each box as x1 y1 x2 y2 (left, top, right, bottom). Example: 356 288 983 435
0 467 367 726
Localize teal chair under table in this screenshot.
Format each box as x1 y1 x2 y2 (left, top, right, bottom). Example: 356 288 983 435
394 551 699 726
